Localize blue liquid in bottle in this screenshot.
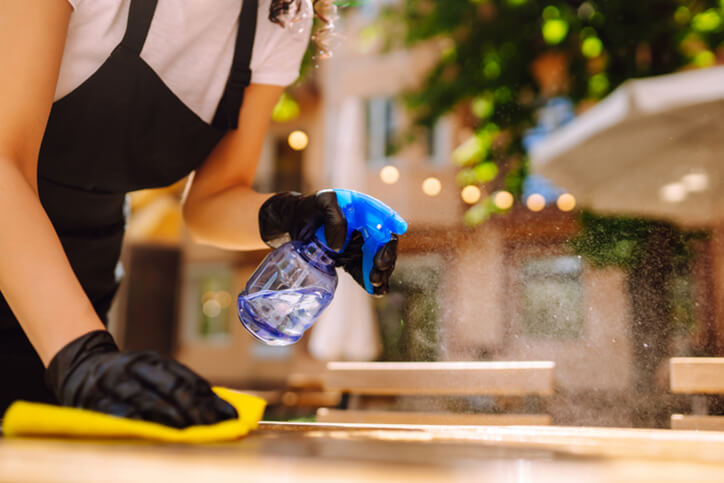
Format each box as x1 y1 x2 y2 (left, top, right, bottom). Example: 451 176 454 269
237 240 337 346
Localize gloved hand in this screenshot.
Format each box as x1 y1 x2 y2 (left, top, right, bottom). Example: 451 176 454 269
258 190 399 295
44 330 238 428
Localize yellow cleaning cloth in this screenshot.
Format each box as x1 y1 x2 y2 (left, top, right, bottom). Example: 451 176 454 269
2 387 266 444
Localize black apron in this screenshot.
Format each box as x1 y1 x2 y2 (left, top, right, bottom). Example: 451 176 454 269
0 0 258 412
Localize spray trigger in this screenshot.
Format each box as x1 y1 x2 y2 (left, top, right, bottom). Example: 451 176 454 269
314 189 408 294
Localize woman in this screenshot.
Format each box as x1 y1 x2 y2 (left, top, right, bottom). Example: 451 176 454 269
0 0 398 428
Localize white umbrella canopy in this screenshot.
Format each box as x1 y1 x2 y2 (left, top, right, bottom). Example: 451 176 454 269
530 66 724 227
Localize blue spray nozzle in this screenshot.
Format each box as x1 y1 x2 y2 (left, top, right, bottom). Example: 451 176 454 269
314 189 408 294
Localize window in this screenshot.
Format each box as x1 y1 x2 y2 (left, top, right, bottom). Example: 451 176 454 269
365 96 399 163
520 255 584 338
426 116 453 166
182 263 234 343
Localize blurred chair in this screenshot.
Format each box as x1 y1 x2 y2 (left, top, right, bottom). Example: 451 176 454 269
317 361 555 426
670 357 724 431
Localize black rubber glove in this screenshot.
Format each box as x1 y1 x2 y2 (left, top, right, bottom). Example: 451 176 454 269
259 191 347 250
44 330 238 428
259 191 399 296
334 231 398 296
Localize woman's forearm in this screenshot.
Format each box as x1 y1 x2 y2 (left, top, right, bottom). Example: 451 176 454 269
0 159 105 365
181 84 287 252
182 182 271 251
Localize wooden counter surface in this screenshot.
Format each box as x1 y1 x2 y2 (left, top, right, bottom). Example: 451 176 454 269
2 422 724 482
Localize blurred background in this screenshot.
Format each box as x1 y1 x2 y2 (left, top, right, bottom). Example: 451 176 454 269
110 0 724 429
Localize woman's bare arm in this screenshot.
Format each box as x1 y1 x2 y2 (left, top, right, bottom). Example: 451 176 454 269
0 1 105 365
182 83 286 251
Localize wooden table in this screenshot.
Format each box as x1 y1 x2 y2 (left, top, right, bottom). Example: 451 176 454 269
2 422 724 482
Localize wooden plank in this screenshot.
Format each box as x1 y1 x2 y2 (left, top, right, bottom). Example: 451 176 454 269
287 373 325 390
280 391 342 407
315 408 551 426
671 414 724 431
670 357 724 394
324 361 555 396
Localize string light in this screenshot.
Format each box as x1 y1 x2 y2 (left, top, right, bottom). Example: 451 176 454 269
202 299 222 318
660 182 687 203
493 191 514 210
526 193 546 211
461 185 481 204
556 193 576 211
217 291 232 308
380 165 400 184
288 130 309 151
681 172 709 192
422 177 442 196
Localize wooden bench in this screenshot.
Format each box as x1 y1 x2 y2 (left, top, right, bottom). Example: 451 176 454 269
670 357 724 431
317 361 555 426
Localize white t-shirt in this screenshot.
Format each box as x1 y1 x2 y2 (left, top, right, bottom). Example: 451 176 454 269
57 0 312 123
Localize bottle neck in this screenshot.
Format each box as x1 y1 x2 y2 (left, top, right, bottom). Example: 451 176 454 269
296 239 337 275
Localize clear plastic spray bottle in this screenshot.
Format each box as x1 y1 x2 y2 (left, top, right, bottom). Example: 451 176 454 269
237 189 408 346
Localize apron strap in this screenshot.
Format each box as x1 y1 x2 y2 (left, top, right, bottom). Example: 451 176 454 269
212 0 259 130
120 0 159 55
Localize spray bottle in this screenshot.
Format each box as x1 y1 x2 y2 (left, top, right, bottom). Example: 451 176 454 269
237 189 408 346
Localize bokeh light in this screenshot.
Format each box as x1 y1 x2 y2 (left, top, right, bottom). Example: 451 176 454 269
542 5 560 20
202 299 222 318
681 172 709 192
557 193 576 211
473 162 499 183
692 9 721 32
483 60 501 79
493 190 514 210
288 130 309 151
422 177 442 197
526 193 546 211
674 6 691 24
694 50 715 68
581 37 603 58
472 96 494 119
542 19 569 45
588 73 610 97
380 165 400 184
659 182 687 203
461 185 481 204
217 291 232 308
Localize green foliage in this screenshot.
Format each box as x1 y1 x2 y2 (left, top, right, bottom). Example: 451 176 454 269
569 212 656 269
385 0 724 225
399 0 724 120
569 211 704 270
272 93 301 123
